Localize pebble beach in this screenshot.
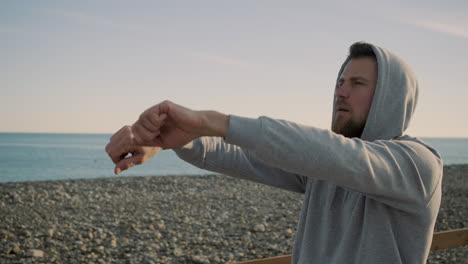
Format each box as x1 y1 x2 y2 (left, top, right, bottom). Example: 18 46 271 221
1 165 467 264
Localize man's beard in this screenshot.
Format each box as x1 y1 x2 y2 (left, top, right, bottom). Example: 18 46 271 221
331 114 366 138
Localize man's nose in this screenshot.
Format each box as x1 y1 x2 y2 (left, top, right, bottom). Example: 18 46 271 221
335 82 350 98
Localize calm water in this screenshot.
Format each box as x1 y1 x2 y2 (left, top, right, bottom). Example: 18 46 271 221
0 133 467 183
0 133 210 183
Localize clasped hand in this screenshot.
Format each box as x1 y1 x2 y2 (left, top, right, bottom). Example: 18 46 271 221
105 101 228 175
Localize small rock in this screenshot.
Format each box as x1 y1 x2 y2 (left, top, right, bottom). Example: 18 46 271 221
173 247 183 257
157 221 166 230
151 243 160 250
269 244 279 250
23 230 32 238
96 246 105 253
191 255 210 264
110 239 117 247
120 238 129 246
155 231 162 240
47 229 54 238
248 206 259 213
8 244 21 255
236 252 245 257
2 230 15 239
272 232 280 240
27 249 44 258
253 224 266 232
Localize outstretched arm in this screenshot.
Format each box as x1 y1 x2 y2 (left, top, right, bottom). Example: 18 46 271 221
129 100 307 192
223 115 443 212
174 136 307 193
106 101 307 193
108 100 442 212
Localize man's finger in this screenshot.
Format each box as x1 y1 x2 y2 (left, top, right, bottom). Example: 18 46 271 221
110 125 129 142
133 123 160 146
159 113 168 122
132 123 149 145
143 103 161 117
114 154 144 175
108 135 134 165
138 112 162 132
109 146 128 165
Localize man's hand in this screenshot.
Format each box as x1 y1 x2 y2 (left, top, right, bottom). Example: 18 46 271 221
132 100 229 149
105 125 161 175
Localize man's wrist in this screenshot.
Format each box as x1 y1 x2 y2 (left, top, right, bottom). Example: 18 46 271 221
200 111 229 137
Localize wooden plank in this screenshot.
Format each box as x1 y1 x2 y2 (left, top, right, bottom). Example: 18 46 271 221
430 227 468 251
232 228 468 264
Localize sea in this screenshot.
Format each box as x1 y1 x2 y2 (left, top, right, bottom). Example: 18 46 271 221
0 133 467 183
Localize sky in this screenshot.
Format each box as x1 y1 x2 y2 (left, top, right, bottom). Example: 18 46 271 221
1 0 467 137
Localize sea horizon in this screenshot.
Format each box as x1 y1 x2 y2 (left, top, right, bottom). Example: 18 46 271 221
1 131 467 139
1 132 467 183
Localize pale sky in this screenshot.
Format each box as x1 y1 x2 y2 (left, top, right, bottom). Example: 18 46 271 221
1 0 467 137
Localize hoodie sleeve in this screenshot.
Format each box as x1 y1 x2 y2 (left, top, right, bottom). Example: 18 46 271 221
225 115 443 212
173 136 307 193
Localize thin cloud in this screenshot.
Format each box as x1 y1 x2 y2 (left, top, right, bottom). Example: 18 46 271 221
182 50 256 69
37 7 145 33
399 18 468 39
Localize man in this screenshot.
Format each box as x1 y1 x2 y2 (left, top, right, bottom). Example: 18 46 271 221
106 42 442 263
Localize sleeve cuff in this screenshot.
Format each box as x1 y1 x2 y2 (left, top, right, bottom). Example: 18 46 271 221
224 115 263 149
173 139 202 165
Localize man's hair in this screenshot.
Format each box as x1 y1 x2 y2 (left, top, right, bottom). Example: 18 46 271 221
348 42 376 59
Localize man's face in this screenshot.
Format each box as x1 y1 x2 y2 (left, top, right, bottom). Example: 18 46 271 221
332 57 377 138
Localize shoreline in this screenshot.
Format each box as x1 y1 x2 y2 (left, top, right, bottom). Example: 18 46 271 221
0 173 223 185
2 163 468 185
1 165 467 263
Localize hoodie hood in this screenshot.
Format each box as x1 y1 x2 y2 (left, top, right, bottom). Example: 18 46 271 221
333 43 419 141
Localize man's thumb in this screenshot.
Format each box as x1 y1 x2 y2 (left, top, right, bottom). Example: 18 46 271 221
114 155 143 175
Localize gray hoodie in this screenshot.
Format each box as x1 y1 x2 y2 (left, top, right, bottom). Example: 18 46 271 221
174 43 443 263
